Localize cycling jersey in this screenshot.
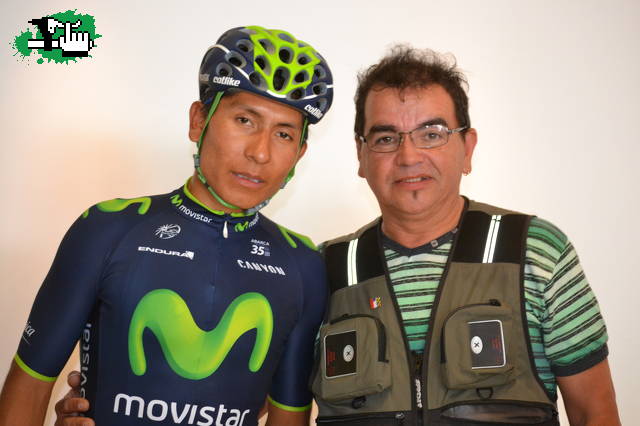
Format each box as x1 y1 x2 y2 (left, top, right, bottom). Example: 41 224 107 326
15 180 327 426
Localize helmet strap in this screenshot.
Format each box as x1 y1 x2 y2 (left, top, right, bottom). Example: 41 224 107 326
280 118 308 189
193 91 243 211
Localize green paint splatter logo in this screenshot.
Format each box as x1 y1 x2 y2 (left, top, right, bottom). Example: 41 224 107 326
11 10 101 64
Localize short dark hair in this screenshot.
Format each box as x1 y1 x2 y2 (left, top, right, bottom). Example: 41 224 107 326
354 45 470 137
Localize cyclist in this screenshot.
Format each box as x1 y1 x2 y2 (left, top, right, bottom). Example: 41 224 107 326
0 25 333 426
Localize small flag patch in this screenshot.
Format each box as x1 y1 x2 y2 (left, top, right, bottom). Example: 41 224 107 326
369 297 382 309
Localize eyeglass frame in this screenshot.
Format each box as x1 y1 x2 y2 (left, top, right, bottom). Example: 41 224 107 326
357 123 468 153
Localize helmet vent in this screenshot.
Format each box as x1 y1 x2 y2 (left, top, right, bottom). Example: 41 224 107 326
297 54 310 65
288 89 303 100
312 83 327 95
294 70 308 83
216 63 233 77
236 39 253 53
316 98 328 111
273 67 290 91
279 47 293 64
255 55 271 75
314 65 326 79
258 39 275 54
249 72 266 90
278 33 294 43
225 51 246 68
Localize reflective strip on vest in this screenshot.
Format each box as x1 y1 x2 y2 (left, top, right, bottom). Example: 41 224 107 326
347 238 359 286
482 214 502 263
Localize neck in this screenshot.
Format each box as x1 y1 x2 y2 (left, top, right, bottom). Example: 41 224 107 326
187 173 242 215
380 196 465 248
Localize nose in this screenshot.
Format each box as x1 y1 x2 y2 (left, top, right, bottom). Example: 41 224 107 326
395 134 423 167
244 130 271 164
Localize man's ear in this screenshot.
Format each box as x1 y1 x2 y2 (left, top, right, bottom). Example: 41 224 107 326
462 127 478 174
188 101 207 143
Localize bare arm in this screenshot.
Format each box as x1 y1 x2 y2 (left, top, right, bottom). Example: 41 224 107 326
557 359 620 426
0 360 55 426
265 400 311 426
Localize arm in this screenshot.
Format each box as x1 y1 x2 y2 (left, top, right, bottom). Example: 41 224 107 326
0 361 55 426
265 400 310 426
557 359 620 426
2 210 114 426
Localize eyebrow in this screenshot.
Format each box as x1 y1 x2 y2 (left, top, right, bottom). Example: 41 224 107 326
367 118 449 134
232 103 299 129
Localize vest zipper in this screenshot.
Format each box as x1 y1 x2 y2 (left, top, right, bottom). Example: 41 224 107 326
440 299 501 363
377 224 420 423
316 412 406 424
329 313 388 362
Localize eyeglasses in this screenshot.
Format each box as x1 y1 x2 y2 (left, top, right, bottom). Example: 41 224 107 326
358 124 468 153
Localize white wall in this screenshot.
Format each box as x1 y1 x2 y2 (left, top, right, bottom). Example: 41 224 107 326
1 1 638 424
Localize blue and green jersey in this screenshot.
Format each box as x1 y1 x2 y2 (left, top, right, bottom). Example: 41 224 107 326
16 181 327 425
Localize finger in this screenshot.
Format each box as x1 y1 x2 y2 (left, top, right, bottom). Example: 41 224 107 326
55 397 90 416
67 370 82 388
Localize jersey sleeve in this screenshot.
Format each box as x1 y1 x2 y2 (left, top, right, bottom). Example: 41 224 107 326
525 217 608 378
15 209 117 381
267 250 328 411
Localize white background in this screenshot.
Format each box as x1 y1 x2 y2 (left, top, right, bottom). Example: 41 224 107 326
1 1 638 424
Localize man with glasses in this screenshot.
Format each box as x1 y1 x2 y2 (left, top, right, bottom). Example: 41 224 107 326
311 46 620 425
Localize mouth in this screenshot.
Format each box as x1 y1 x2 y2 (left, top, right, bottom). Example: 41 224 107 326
233 172 264 185
395 175 431 184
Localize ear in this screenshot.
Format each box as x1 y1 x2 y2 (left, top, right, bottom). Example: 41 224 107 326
356 136 365 178
188 101 207 143
295 141 308 162
462 128 478 173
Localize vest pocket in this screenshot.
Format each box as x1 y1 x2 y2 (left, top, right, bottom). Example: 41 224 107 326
441 300 516 390
312 314 391 402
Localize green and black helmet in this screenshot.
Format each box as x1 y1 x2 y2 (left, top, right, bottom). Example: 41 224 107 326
199 25 333 124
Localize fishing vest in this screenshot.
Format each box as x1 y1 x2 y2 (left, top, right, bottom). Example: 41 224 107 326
312 200 559 425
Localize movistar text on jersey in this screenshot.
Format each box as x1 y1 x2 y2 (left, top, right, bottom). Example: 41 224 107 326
113 393 250 425
178 205 213 223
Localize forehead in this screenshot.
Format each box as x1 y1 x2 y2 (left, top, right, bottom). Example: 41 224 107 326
219 90 304 124
363 85 456 130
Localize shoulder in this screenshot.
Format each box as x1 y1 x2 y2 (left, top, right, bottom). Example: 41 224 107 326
526 217 569 255
321 217 380 250
259 216 327 286
260 215 320 255
66 191 173 246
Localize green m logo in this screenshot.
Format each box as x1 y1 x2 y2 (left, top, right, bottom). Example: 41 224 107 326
128 289 273 380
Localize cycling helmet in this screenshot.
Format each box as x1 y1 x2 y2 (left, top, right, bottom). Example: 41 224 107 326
199 25 333 124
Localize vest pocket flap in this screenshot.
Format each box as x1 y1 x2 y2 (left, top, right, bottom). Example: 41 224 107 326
441 301 516 389
312 315 391 402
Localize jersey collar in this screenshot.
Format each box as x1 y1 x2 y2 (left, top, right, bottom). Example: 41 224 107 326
169 179 260 235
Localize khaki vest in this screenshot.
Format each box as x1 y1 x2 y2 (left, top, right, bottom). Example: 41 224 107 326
312 201 558 426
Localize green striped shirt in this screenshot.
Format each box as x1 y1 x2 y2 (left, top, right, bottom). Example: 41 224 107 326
384 217 608 396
